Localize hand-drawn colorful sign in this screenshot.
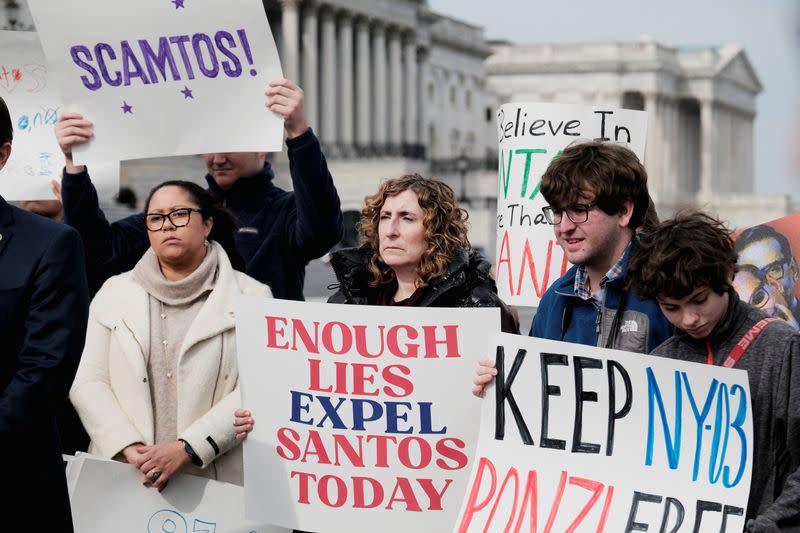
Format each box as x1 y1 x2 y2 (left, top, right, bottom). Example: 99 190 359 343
733 212 800 330
455 333 752 532
0 30 119 200
495 103 648 307
27 0 284 166
66 454 287 532
236 298 500 533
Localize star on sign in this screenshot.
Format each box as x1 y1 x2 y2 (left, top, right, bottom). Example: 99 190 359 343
181 86 194 99
121 101 133 114
172 0 185 8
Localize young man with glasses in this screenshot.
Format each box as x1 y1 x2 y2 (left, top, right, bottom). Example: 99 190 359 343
530 141 672 352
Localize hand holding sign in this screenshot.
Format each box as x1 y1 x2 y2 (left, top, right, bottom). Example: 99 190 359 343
265 78 308 139
54 111 93 173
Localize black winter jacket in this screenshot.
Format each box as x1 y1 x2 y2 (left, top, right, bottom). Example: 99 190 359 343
328 247 519 334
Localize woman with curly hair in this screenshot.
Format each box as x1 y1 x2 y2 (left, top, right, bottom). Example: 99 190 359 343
325 174 517 329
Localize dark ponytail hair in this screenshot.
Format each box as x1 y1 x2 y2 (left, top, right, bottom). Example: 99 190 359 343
144 180 245 271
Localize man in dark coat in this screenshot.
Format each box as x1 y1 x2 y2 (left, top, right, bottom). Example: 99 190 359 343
0 97 89 530
56 78 343 298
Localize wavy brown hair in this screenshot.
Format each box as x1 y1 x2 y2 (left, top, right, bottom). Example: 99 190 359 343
627 211 737 300
359 174 470 288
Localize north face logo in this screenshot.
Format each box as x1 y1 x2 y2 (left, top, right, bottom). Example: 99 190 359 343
620 320 639 333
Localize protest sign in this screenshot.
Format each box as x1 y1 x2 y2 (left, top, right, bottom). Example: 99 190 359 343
495 104 648 307
236 297 500 533
0 30 118 200
456 333 752 532
28 0 284 167
733 211 800 329
67 454 287 533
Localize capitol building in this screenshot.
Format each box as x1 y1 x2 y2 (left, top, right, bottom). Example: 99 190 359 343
4 0 794 296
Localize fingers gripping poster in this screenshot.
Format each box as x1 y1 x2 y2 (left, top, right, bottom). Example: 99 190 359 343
495 104 648 307
456 333 752 532
235 298 501 533
27 0 284 166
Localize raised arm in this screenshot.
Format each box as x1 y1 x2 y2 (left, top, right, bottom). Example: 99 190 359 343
56 112 148 293
266 79 343 261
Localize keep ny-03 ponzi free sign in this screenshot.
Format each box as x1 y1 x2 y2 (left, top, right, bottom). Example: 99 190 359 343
456 333 752 533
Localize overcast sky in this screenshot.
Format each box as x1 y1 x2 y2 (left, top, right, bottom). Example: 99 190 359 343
429 0 800 199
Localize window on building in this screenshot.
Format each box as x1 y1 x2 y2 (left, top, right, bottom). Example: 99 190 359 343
465 90 472 110
450 86 457 106
486 107 493 122
621 91 645 111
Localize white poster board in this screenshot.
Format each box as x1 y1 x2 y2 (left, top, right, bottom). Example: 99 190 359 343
0 30 118 200
236 297 501 533
67 454 288 533
455 333 753 532
28 0 284 167
495 104 648 306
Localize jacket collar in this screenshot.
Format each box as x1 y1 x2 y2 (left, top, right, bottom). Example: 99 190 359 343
111 243 242 364
205 164 276 205
330 246 477 305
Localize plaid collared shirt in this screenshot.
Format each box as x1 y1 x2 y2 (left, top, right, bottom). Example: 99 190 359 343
573 240 632 304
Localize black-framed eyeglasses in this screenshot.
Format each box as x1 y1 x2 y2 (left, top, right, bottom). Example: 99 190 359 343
144 208 202 231
541 203 598 225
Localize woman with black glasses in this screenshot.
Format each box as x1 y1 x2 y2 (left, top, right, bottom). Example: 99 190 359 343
70 180 269 490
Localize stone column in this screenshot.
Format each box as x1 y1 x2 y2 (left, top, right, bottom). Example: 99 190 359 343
403 33 417 152
338 12 354 155
387 27 403 154
355 17 371 152
416 48 430 153
699 99 714 197
320 6 338 149
644 93 661 199
279 0 300 83
372 21 387 152
301 2 318 129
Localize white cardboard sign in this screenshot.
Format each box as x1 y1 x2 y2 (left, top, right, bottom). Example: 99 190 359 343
495 103 648 306
235 297 501 533
0 30 118 200
67 454 288 533
455 333 752 532
28 0 284 167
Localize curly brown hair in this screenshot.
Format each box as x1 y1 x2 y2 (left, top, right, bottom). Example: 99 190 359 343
627 211 737 300
541 140 650 230
359 174 470 288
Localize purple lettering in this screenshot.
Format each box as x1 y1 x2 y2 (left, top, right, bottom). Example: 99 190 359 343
94 42 121 87
236 29 257 76
139 37 180 82
191 33 219 78
169 35 196 80
214 31 242 77
70 45 101 91
120 40 150 86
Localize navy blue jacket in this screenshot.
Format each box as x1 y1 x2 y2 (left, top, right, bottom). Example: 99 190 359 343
62 128 343 300
0 196 89 531
530 248 672 354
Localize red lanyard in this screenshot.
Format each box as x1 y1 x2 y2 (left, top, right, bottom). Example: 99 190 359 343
705 317 779 368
